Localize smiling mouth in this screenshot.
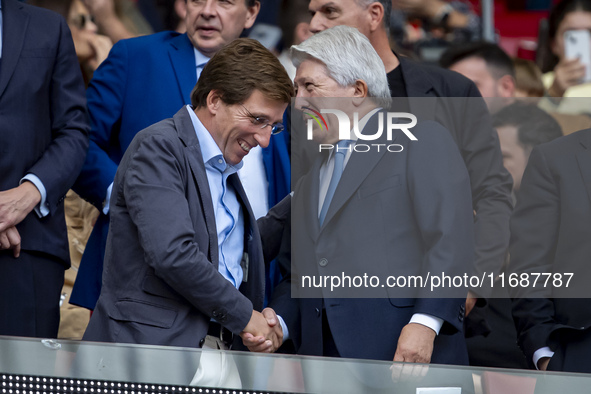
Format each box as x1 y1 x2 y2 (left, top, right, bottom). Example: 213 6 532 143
239 141 252 153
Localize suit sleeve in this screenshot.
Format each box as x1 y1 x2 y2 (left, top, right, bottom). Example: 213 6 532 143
73 40 128 209
26 17 89 214
121 133 253 334
257 193 291 264
408 122 475 333
509 146 559 361
461 84 514 298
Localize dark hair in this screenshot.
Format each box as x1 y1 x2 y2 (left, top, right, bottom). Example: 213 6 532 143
540 0 591 72
492 102 563 151
549 0 591 41
279 0 312 47
191 38 294 108
439 41 515 79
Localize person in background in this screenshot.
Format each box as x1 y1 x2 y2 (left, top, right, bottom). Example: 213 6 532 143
439 42 538 369
539 0 591 114
440 41 515 114
83 0 153 42
390 0 480 59
510 127 591 373
29 0 114 339
0 0 89 338
493 103 563 199
277 0 312 80
513 57 545 98
513 56 591 134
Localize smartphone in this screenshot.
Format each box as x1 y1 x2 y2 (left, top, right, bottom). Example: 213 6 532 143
564 29 591 82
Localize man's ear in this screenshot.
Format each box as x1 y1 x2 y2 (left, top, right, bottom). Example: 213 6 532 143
352 79 369 106
294 22 312 45
243 0 261 30
367 2 384 33
207 90 223 115
498 74 516 98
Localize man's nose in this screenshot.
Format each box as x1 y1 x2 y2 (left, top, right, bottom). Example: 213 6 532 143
294 93 311 111
254 129 272 149
309 13 326 34
200 0 217 17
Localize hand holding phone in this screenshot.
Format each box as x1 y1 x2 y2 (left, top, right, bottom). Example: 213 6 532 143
564 29 591 83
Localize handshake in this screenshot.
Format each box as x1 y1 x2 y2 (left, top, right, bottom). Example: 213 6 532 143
240 308 283 353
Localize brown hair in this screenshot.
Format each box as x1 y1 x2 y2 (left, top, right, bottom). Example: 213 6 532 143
513 57 545 97
191 38 294 108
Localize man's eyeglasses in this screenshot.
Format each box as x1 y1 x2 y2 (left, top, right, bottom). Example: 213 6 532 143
240 104 284 135
70 14 95 30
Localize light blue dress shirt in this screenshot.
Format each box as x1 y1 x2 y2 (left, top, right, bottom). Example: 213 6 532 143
187 106 245 288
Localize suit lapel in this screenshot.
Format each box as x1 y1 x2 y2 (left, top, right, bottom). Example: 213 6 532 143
320 111 390 230
168 34 198 104
398 56 437 119
173 108 219 264
304 155 323 241
576 131 591 203
0 0 29 100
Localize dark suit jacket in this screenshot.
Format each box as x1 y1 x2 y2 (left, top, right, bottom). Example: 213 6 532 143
273 113 474 363
510 129 591 371
0 0 88 265
396 57 513 298
83 107 265 347
71 31 290 309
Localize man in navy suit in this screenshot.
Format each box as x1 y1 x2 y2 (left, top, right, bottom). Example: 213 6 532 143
250 26 473 365
71 0 291 309
304 0 513 322
0 0 89 337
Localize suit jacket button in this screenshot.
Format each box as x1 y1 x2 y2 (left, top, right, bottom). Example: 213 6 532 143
199 338 205 347
315 308 320 317
319 258 328 267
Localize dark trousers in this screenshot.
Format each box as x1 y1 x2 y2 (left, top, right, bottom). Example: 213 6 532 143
0 250 65 338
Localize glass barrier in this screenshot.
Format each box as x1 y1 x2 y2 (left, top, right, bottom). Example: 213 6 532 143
2 336 591 394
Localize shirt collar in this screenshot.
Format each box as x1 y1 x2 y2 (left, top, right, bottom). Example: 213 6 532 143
193 47 210 68
186 105 243 174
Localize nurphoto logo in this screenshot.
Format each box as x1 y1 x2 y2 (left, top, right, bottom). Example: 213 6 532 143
302 107 418 153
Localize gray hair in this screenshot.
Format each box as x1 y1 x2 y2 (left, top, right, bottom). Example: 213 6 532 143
291 25 391 104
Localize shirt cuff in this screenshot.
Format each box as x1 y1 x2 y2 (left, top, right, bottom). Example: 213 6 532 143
20 174 49 218
103 183 113 215
277 315 289 341
533 347 555 370
409 313 443 335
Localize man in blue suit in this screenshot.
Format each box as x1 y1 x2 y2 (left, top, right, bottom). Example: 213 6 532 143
0 0 89 337
72 0 290 309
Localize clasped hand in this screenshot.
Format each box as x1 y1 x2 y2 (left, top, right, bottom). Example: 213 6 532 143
240 308 283 353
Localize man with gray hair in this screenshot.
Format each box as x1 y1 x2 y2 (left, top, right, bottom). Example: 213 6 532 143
306 0 513 330
246 25 474 367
